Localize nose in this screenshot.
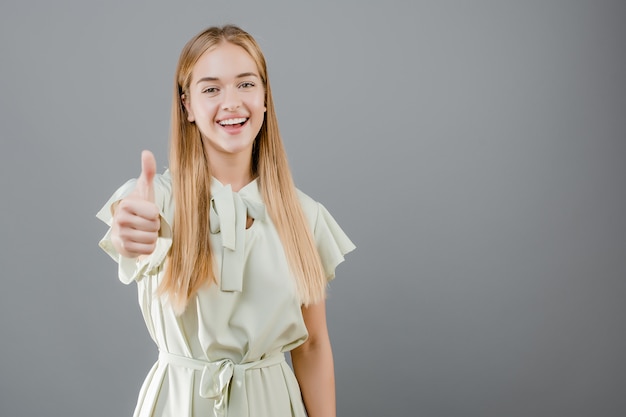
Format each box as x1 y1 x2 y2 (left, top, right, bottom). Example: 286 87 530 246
222 87 242 111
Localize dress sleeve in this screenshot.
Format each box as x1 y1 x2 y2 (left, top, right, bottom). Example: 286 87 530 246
95 176 173 285
313 203 356 281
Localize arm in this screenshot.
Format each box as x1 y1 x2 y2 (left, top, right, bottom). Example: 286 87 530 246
291 300 336 417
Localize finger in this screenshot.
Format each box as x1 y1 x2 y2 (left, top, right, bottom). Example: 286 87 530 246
119 228 159 245
121 240 157 257
116 213 160 234
117 198 160 222
136 150 156 202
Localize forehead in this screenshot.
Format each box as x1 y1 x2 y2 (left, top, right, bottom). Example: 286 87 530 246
191 42 259 81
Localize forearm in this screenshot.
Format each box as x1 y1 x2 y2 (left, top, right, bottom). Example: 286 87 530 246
291 340 336 417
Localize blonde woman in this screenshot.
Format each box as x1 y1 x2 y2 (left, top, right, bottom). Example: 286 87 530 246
97 25 354 417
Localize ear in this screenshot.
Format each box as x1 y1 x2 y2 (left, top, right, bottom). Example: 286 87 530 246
181 94 195 122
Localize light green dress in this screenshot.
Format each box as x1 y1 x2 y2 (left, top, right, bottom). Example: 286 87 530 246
96 171 355 417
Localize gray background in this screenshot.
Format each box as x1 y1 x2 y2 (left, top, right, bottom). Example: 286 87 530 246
1 1 625 416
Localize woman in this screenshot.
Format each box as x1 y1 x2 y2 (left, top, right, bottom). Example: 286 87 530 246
96 25 354 417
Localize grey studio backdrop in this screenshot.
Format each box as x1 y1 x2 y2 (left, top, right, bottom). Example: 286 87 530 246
1 1 625 416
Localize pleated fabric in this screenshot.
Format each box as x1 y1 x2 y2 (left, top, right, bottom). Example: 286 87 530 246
96 171 355 417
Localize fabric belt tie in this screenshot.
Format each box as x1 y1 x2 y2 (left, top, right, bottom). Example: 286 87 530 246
209 184 265 292
159 351 285 417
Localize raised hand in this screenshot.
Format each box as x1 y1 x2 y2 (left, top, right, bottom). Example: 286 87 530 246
111 150 161 258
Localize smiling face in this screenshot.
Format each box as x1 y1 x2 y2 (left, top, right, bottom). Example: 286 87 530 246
183 41 266 164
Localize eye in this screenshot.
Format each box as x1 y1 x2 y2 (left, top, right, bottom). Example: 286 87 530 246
239 81 255 89
202 86 219 95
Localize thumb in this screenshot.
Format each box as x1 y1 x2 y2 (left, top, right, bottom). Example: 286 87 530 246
136 150 156 201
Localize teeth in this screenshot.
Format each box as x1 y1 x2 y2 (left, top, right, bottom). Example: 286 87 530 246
219 117 247 126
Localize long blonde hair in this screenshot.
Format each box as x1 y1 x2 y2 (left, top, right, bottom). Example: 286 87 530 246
161 25 326 313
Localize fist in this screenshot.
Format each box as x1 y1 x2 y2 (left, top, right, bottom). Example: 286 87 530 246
111 150 161 258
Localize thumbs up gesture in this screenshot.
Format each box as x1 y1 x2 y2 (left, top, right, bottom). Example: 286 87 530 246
111 150 161 258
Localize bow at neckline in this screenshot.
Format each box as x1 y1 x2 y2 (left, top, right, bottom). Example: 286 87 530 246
209 178 266 292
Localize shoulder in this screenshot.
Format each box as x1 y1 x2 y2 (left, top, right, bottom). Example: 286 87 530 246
296 188 319 227
154 169 173 197
153 170 174 223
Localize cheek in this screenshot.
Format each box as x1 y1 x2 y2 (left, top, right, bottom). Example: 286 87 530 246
193 100 218 119
252 96 266 113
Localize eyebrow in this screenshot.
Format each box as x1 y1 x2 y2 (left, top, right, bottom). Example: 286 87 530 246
195 72 259 84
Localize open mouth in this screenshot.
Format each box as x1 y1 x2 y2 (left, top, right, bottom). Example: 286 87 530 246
218 117 248 127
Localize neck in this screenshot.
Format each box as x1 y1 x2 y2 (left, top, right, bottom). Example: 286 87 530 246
208 151 254 192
